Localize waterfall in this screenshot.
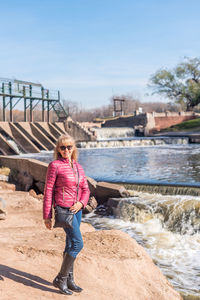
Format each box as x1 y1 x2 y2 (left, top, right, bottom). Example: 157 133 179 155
0 130 24 154
77 137 189 148
122 183 200 197
83 192 200 298
7 139 23 154
94 127 135 140
106 195 200 235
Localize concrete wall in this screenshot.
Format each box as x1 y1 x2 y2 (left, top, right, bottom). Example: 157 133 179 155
102 112 198 135
152 112 197 132
102 114 148 128
0 156 48 192
65 117 96 141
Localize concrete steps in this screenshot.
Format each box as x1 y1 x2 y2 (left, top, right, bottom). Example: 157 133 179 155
0 122 64 155
0 120 96 155
65 118 96 141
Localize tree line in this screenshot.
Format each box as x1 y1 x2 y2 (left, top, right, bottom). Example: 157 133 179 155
149 57 200 111
0 97 181 122
61 96 181 122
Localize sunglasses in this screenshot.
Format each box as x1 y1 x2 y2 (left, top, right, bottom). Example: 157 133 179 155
60 145 73 151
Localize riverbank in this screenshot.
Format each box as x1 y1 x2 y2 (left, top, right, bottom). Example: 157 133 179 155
0 181 182 300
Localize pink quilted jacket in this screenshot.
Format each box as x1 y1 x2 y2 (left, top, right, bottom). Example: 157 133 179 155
43 157 90 219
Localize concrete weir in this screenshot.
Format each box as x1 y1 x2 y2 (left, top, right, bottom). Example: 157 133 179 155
77 136 189 148
0 122 68 155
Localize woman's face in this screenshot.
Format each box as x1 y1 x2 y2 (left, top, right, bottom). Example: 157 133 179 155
58 140 74 159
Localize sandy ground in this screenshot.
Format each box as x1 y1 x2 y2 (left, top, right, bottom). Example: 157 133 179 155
0 182 182 300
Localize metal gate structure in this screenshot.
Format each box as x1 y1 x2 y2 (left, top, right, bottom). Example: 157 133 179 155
0 77 68 122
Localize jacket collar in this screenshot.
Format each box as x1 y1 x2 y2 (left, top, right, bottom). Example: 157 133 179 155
59 157 76 164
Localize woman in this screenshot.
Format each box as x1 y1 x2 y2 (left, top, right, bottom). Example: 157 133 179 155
43 134 90 295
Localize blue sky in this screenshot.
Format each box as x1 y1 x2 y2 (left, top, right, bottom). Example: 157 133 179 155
1 0 200 108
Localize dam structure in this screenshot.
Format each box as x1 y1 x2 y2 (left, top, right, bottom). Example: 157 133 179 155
0 78 95 155
0 77 199 154
0 77 68 122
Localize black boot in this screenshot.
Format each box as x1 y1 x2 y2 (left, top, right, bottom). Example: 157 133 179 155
67 262 83 293
53 253 75 295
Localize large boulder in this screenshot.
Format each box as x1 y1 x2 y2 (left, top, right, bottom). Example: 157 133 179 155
87 176 97 197
16 171 33 191
35 181 45 193
96 181 130 204
83 196 98 214
0 156 48 183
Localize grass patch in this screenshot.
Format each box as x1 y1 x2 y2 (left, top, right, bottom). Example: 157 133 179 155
162 118 200 132
0 167 10 176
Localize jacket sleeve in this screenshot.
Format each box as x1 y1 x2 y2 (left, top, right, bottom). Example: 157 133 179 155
43 161 57 219
78 167 90 208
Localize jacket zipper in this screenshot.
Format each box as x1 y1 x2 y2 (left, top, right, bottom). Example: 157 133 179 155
72 163 79 204
63 163 79 205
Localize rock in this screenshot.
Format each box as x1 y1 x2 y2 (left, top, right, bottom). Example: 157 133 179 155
0 197 6 220
37 194 44 201
107 197 147 221
0 209 6 220
9 169 33 191
87 176 97 196
96 181 130 204
0 210 6 220
88 196 98 209
29 189 37 198
0 182 15 191
83 196 98 214
35 181 45 193
17 171 33 191
29 189 43 201
0 175 9 182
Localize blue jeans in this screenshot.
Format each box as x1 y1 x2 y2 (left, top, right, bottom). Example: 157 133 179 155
64 210 83 258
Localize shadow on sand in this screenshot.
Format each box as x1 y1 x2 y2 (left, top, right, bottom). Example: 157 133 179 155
0 264 59 294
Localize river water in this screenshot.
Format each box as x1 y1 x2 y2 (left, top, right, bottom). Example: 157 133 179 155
20 143 200 298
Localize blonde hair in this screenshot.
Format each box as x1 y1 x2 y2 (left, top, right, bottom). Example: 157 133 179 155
54 134 78 161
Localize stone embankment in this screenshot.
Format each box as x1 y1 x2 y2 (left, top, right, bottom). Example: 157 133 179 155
0 156 131 210
0 180 182 300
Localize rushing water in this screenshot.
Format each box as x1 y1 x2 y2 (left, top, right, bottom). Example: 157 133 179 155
19 144 200 298
83 196 200 299
22 144 200 186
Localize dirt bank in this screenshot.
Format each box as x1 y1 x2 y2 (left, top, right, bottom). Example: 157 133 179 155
0 181 182 300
